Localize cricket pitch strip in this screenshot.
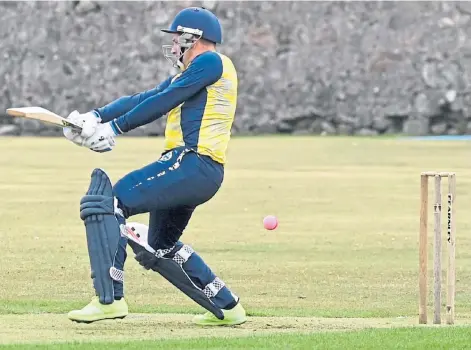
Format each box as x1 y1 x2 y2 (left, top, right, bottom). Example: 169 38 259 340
1 313 470 345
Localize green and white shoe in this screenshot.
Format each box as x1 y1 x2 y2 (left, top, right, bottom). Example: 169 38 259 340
68 296 128 323
193 302 247 326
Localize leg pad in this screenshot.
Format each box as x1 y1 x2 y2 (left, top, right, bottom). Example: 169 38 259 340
81 168 123 305
129 240 224 320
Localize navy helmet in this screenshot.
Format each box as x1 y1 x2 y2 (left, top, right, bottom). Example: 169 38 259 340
161 7 222 44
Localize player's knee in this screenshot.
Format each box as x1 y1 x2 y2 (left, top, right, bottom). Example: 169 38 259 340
112 180 134 219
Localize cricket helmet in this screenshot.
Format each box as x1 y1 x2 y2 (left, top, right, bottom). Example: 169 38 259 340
161 7 223 44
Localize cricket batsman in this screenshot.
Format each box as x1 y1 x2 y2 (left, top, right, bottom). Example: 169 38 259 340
62 7 246 326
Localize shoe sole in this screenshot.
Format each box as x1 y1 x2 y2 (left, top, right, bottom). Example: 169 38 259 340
193 318 247 326
69 315 128 324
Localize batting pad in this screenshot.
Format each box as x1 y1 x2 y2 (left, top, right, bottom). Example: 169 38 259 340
129 241 224 320
80 168 123 305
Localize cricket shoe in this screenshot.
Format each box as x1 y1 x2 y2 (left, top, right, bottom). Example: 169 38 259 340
193 302 247 326
68 296 128 323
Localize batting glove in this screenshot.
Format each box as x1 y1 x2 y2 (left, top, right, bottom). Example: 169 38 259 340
68 110 101 138
82 122 118 153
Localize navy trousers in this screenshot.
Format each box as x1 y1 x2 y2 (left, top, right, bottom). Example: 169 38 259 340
110 147 224 298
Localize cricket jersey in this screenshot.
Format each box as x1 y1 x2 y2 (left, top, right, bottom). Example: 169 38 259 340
95 51 238 165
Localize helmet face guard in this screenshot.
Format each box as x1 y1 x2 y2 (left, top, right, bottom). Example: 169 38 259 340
162 26 203 70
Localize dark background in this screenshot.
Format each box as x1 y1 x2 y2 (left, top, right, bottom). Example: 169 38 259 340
1 1 470 137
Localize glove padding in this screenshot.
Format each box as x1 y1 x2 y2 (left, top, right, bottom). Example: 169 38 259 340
63 110 100 147
63 126 86 147
82 122 117 153
70 110 100 138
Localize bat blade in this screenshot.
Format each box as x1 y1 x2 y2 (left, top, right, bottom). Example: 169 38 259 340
6 107 82 130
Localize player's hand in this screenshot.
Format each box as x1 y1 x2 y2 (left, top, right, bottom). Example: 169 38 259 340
82 122 117 153
66 110 101 138
63 112 86 147
63 127 86 147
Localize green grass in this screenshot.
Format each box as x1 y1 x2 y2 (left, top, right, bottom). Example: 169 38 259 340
3 327 471 349
1 136 471 347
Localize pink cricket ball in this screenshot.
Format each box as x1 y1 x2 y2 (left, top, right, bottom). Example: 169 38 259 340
263 215 278 230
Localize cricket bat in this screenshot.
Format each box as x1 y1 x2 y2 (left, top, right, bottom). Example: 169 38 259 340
6 107 82 131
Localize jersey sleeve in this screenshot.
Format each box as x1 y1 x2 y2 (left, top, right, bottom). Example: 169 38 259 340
94 75 174 123
111 52 224 134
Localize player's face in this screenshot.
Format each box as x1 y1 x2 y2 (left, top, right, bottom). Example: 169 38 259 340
162 33 197 69
171 34 182 57
174 33 197 68
162 34 182 69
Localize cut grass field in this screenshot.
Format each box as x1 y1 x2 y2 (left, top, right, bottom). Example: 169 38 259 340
1 136 471 348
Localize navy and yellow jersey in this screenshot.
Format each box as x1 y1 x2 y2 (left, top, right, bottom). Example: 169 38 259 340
95 51 238 164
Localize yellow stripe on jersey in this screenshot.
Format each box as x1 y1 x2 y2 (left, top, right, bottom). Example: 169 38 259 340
163 52 238 164
164 72 183 150
197 54 237 164
164 106 184 150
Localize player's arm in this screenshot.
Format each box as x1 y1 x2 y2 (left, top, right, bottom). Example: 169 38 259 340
94 76 175 123
110 52 223 134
